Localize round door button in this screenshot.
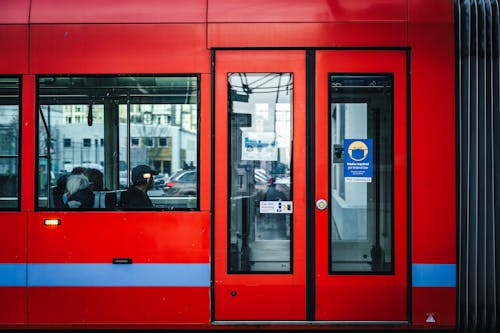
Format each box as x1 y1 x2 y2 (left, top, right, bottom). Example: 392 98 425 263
316 199 328 210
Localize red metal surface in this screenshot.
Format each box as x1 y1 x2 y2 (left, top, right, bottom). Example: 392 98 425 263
28 212 209 263
199 74 212 211
412 287 456 327
315 50 408 320
0 213 26 262
408 1 456 325
30 0 206 23
409 0 456 264
315 276 406 320
30 24 210 74
0 25 28 74
0 0 30 24
0 288 25 325
216 283 305 320
207 0 406 22
409 0 454 23
28 287 209 324
21 75 35 212
214 50 307 320
0 213 27 325
208 22 407 48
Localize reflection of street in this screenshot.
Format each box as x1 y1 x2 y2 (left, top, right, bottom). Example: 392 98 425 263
147 189 164 197
255 212 290 241
248 237 291 271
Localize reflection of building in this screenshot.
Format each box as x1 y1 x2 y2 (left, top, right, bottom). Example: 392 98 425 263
0 106 19 197
331 103 368 240
47 103 197 176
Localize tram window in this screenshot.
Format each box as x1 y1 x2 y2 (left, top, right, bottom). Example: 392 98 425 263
228 73 293 273
330 74 393 273
37 75 199 211
0 77 20 210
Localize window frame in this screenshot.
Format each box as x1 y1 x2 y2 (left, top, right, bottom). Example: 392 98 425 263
328 73 395 275
0 76 21 211
35 74 201 212
226 72 294 274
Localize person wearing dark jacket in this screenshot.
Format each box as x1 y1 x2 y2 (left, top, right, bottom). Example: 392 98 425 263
119 165 158 209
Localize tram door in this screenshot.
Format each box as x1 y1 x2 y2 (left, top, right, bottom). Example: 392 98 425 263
214 50 407 321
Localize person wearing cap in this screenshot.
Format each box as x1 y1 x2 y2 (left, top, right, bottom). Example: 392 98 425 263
119 165 158 209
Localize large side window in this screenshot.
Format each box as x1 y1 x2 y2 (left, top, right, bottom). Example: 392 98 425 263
0 77 20 210
37 75 199 210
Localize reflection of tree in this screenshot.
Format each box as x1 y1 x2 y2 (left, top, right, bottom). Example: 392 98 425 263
0 111 18 157
129 103 197 175
0 109 19 197
38 106 51 156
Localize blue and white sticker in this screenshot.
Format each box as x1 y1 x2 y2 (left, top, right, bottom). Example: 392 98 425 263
260 201 293 214
344 138 373 182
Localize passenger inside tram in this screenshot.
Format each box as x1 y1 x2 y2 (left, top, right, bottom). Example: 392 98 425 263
64 173 94 209
119 165 158 209
84 168 104 192
52 166 86 209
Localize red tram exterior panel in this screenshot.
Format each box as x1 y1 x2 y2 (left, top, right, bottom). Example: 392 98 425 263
408 0 456 326
0 0 456 330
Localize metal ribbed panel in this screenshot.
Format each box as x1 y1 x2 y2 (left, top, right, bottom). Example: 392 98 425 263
456 1 499 332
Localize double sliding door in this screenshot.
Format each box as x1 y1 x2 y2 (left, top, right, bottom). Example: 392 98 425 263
214 50 408 322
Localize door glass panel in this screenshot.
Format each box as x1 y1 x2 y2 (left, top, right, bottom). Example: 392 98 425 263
330 75 393 273
228 73 293 273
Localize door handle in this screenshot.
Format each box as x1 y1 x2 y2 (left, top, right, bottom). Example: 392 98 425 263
112 258 133 264
316 199 328 210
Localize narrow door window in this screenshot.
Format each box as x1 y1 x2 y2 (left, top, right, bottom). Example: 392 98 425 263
228 73 293 273
330 74 394 273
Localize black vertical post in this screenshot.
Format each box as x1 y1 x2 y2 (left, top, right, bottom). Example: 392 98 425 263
305 49 316 320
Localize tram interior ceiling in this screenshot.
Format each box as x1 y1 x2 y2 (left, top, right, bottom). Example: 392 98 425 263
38 76 198 105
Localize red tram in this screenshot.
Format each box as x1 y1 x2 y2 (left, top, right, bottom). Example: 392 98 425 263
0 0 491 331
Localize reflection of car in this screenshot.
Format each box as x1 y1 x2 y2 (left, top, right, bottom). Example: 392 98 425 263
167 169 185 182
153 173 168 189
255 173 290 201
163 170 197 196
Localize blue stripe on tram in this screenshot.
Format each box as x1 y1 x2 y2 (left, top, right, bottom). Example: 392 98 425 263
3 263 455 288
0 264 26 286
412 263 456 287
25 263 210 287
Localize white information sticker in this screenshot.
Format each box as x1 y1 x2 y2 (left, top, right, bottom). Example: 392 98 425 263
241 131 278 161
259 201 293 214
